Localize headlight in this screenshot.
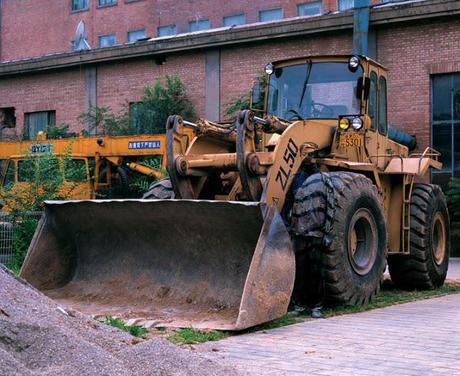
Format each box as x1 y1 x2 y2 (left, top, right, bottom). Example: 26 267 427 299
339 118 350 130
351 117 363 130
348 56 360 72
265 63 274 75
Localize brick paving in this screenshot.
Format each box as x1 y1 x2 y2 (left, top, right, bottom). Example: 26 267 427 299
199 259 460 376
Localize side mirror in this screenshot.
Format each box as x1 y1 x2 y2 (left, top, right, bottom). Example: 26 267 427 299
356 77 370 101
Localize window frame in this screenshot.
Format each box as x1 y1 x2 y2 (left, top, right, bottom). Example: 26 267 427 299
97 0 117 7
98 33 117 48
337 0 354 11
223 14 246 27
24 111 56 140
127 29 146 42
188 19 211 32
297 1 322 17
71 0 89 12
157 24 177 37
259 8 283 22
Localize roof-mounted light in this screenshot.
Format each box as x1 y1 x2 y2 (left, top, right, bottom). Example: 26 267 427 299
348 56 360 72
265 63 274 75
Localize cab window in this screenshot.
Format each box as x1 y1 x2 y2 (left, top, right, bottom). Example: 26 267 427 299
64 159 87 182
368 72 378 131
17 158 59 182
378 76 388 135
3 161 15 189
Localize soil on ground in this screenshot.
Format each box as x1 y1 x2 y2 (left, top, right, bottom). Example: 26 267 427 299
0 265 241 376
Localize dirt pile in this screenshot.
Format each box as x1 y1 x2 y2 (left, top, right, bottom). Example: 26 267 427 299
0 265 240 376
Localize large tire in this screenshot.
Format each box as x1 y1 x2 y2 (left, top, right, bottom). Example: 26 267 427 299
292 172 387 306
388 184 450 289
142 178 175 199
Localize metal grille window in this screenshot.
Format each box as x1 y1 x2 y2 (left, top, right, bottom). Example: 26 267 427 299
259 8 283 22
157 24 177 37
98 0 116 6
127 29 146 42
25 111 55 140
432 73 460 188
98 33 117 47
223 14 246 27
338 0 354 11
189 20 210 32
71 0 88 11
297 2 322 16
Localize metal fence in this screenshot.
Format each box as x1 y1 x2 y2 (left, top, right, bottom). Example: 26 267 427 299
0 211 43 266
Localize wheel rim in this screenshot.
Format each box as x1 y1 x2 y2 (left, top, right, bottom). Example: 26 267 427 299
347 208 378 276
432 212 446 266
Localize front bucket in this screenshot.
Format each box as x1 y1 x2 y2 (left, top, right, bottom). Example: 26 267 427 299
20 200 295 330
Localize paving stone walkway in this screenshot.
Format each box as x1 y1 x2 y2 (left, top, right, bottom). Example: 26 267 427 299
200 260 460 375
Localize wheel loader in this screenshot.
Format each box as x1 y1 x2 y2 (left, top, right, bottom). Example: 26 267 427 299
20 55 450 330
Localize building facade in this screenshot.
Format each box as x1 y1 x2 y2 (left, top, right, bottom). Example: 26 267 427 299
0 0 459 187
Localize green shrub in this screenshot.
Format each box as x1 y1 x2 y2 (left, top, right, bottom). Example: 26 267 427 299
78 76 196 136
2 148 85 272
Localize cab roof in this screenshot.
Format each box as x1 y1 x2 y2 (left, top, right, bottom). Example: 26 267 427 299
271 55 387 71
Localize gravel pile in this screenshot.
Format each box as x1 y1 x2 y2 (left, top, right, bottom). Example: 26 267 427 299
0 265 241 376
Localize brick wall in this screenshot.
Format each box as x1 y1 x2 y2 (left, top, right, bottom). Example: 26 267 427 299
377 18 460 150
0 69 86 138
0 16 459 153
0 0 380 62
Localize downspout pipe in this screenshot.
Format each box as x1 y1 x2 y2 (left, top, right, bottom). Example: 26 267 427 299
353 0 370 56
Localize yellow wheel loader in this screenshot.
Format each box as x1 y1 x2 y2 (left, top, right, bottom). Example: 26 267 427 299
20 55 450 330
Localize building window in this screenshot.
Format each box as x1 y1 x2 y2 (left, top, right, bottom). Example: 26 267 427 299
157 24 177 37
189 19 210 32
432 73 460 188
297 2 322 16
127 29 146 42
71 0 88 11
259 8 283 22
98 33 117 47
338 0 354 11
223 14 246 27
25 111 56 140
98 0 116 6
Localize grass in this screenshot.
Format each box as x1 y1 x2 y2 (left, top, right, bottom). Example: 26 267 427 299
322 280 460 318
104 316 148 338
165 280 460 345
167 328 229 345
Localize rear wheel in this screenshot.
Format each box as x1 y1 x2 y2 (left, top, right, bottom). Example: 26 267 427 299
292 172 387 306
388 184 450 289
142 178 175 199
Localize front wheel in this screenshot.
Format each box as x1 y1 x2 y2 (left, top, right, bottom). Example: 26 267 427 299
292 172 387 306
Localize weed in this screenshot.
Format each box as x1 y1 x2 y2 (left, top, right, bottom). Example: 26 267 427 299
104 316 148 338
167 328 229 345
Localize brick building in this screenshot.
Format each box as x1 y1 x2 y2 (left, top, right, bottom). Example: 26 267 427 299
0 0 459 186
